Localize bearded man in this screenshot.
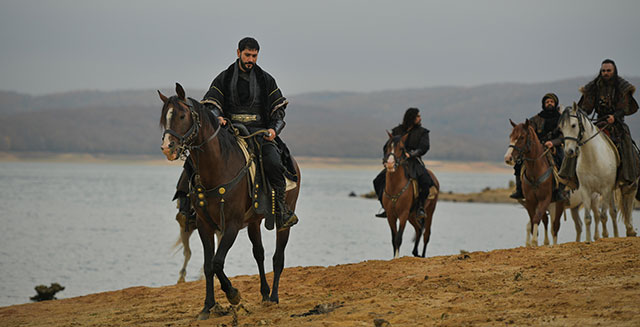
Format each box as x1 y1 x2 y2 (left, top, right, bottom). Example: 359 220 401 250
577 59 639 195
174 37 298 231
510 93 566 201
373 108 437 218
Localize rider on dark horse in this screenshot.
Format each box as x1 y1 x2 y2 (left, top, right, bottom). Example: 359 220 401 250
510 93 567 201
174 37 298 231
373 107 437 218
574 59 640 201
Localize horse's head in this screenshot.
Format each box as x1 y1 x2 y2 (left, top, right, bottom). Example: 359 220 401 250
158 83 200 161
558 102 584 158
505 119 534 166
383 131 408 173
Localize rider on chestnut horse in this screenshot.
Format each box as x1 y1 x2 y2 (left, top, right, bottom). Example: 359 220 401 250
510 93 567 202
174 37 298 231
373 108 437 218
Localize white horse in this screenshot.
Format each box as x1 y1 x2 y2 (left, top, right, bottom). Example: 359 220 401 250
558 105 636 238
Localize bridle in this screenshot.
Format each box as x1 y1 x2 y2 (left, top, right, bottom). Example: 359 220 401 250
562 109 606 151
383 141 408 171
163 98 221 159
508 128 535 162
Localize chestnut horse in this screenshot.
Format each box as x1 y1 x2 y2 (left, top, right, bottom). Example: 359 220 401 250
159 83 301 320
383 132 439 258
505 119 564 246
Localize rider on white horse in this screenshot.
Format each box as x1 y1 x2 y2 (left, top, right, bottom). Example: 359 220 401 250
575 59 640 201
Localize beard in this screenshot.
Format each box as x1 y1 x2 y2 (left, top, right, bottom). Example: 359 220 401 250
544 104 556 111
240 60 254 72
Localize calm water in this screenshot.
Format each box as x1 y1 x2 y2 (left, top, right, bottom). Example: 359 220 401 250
0 161 638 307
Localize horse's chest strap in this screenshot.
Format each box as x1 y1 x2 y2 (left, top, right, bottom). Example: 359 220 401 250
190 155 254 232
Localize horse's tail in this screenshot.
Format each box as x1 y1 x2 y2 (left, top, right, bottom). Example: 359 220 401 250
172 236 183 255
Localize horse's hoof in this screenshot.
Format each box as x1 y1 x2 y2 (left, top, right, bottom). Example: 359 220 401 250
177 276 185 284
227 288 242 305
627 230 637 237
197 311 210 320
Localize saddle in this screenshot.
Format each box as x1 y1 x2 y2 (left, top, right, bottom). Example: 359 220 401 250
232 124 298 230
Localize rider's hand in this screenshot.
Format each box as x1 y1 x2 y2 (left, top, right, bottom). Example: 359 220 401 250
218 116 227 126
607 115 615 124
544 141 553 149
263 128 277 141
405 152 410 158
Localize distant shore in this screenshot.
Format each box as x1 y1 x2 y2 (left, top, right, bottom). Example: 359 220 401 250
0 152 511 173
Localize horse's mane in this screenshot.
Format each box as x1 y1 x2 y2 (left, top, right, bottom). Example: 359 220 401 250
193 99 241 158
558 106 575 127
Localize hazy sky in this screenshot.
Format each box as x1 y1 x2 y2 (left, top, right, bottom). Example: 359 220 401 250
1 0 639 96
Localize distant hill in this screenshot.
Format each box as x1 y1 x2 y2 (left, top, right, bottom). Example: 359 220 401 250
1 77 638 161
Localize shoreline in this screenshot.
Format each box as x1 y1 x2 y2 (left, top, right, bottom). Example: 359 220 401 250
1 238 638 326
0 151 511 172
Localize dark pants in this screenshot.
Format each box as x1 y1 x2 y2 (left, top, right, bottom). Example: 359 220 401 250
373 168 432 207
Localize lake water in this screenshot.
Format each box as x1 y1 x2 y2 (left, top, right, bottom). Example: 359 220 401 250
0 161 638 307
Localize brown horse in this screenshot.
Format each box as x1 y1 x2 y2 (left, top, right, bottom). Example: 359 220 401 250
159 83 301 320
383 132 439 258
504 119 564 246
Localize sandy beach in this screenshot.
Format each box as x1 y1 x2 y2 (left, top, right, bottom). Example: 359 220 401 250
1 237 638 326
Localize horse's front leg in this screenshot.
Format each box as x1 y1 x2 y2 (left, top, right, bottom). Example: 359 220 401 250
393 212 410 258
532 201 550 247
212 225 241 305
570 207 583 242
386 215 398 258
542 210 550 246
196 224 217 320
247 221 270 302
550 201 564 245
270 228 291 303
409 215 423 257
590 197 602 240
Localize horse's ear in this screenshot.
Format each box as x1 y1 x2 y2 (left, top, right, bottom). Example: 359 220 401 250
158 90 168 104
175 83 186 100
524 119 530 128
386 130 393 139
509 119 517 127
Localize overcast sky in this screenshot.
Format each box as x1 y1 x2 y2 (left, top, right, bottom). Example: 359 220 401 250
1 0 639 96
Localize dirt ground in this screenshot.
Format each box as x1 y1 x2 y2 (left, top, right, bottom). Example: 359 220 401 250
2 238 639 327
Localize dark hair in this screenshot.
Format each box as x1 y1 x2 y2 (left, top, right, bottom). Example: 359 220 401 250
401 107 420 131
238 37 260 52
601 58 618 78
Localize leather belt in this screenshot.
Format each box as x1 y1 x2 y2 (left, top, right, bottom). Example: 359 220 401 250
231 114 260 123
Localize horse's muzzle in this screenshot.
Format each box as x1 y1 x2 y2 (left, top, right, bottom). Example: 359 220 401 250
161 142 179 161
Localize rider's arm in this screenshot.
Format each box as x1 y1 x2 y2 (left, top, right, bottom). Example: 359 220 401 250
265 72 288 135
201 72 226 117
408 130 430 158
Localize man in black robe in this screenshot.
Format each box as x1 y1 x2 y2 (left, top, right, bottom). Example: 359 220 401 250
373 108 436 218
174 37 297 231
510 93 566 201
576 59 639 200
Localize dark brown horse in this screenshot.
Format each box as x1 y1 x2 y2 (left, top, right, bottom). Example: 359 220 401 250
159 83 301 320
504 119 563 246
383 132 439 258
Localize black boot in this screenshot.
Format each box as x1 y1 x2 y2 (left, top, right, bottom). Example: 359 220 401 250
375 210 387 218
275 186 298 231
510 174 524 199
